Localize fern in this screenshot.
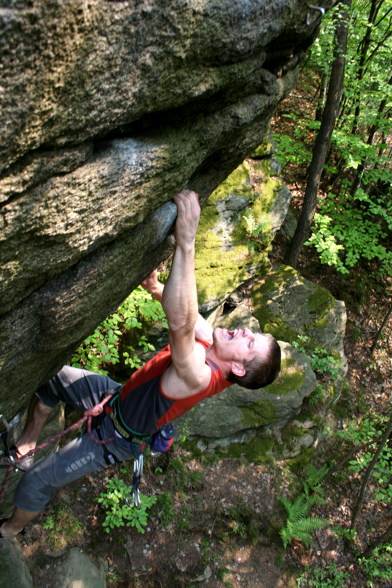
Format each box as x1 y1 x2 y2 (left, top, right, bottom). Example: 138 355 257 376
280 516 329 548
303 462 329 495
279 463 330 549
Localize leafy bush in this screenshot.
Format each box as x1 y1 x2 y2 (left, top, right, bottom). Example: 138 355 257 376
96 477 157 534
306 190 392 278
242 209 272 254
359 544 392 586
292 335 342 381
335 415 392 505
296 562 350 587
71 286 167 375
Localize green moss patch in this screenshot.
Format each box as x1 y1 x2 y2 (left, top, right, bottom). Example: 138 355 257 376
266 358 306 396
225 433 275 465
195 163 266 304
308 286 336 331
241 399 276 427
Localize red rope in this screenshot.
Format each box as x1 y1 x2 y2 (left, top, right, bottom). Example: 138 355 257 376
0 395 114 503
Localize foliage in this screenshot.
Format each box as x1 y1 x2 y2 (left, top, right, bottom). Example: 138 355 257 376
359 543 392 586
279 463 330 548
242 209 272 254
43 502 84 548
292 335 342 381
96 477 157 533
155 491 176 527
273 120 314 170
275 0 392 280
304 213 348 274
167 456 204 490
71 286 167 375
305 195 392 277
296 562 350 587
334 414 392 505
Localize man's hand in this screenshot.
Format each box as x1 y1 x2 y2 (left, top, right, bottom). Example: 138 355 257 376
141 270 159 293
173 190 200 250
141 270 164 302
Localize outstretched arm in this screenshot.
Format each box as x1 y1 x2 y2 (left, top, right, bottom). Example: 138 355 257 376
156 190 211 396
162 190 199 342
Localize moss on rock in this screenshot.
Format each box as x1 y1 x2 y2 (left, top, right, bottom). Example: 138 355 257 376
241 399 276 427
308 286 336 331
265 357 306 396
195 161 271 305
226 433 275 465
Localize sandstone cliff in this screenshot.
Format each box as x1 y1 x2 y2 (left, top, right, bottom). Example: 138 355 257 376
0 1 334 414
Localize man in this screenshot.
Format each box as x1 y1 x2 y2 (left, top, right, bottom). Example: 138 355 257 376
0 190 280 538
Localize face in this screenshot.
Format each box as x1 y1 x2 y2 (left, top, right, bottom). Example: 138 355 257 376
212 327 270 367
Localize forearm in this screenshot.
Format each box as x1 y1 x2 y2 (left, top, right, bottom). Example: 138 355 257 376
162 243 198 333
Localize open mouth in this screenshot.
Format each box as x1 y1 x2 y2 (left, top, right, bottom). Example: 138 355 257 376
223 329 238 340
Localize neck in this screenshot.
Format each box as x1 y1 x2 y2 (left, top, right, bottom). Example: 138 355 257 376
205 346 229 377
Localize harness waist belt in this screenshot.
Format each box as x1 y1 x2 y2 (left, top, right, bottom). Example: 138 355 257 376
108 405 150 445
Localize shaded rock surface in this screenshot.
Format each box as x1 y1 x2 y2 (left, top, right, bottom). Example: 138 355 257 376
0 0 334 414
0 538 33 588
55 548 106 588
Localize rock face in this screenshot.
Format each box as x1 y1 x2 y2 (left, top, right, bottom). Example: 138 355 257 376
0 1 334 414
0 538 33 588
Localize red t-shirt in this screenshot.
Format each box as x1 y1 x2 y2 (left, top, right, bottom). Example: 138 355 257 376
117 340 231 435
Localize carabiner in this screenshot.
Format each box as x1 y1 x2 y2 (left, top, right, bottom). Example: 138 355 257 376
307 5 325 26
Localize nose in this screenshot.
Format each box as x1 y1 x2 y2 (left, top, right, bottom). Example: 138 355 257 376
243 328 252 336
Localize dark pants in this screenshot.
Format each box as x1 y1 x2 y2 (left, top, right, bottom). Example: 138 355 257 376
14 366 134 512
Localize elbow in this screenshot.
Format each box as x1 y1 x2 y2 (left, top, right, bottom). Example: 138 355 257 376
167 319 195 335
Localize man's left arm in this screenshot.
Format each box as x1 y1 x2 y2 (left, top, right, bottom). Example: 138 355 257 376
142 274 213 345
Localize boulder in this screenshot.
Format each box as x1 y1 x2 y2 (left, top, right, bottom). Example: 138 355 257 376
0 0 335 414
0 538 33 588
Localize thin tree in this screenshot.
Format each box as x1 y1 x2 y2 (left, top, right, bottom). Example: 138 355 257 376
370 301 392 355
350 413 392 531
284 0 352 269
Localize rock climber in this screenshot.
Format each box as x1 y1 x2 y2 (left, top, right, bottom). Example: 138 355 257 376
0 189 281 537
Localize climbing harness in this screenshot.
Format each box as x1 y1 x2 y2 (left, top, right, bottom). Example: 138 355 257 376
106 390 152 443
0 396 175 508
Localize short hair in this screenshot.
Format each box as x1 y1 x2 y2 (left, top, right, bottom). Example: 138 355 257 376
226 334 281 390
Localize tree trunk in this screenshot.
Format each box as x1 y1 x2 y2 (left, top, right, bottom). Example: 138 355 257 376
351 0 380 135
284 0 351 268
315 70 329 122
350 414 392 531
370 302 392 355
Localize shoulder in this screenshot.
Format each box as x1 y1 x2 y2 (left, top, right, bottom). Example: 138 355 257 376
161 341 212 399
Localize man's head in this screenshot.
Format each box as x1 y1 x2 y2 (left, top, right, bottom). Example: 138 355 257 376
212 327 281 390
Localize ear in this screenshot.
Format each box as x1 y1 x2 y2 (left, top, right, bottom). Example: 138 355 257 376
231 362 246 378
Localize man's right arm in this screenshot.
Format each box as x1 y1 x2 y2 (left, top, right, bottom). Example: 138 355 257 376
141 191 212 398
